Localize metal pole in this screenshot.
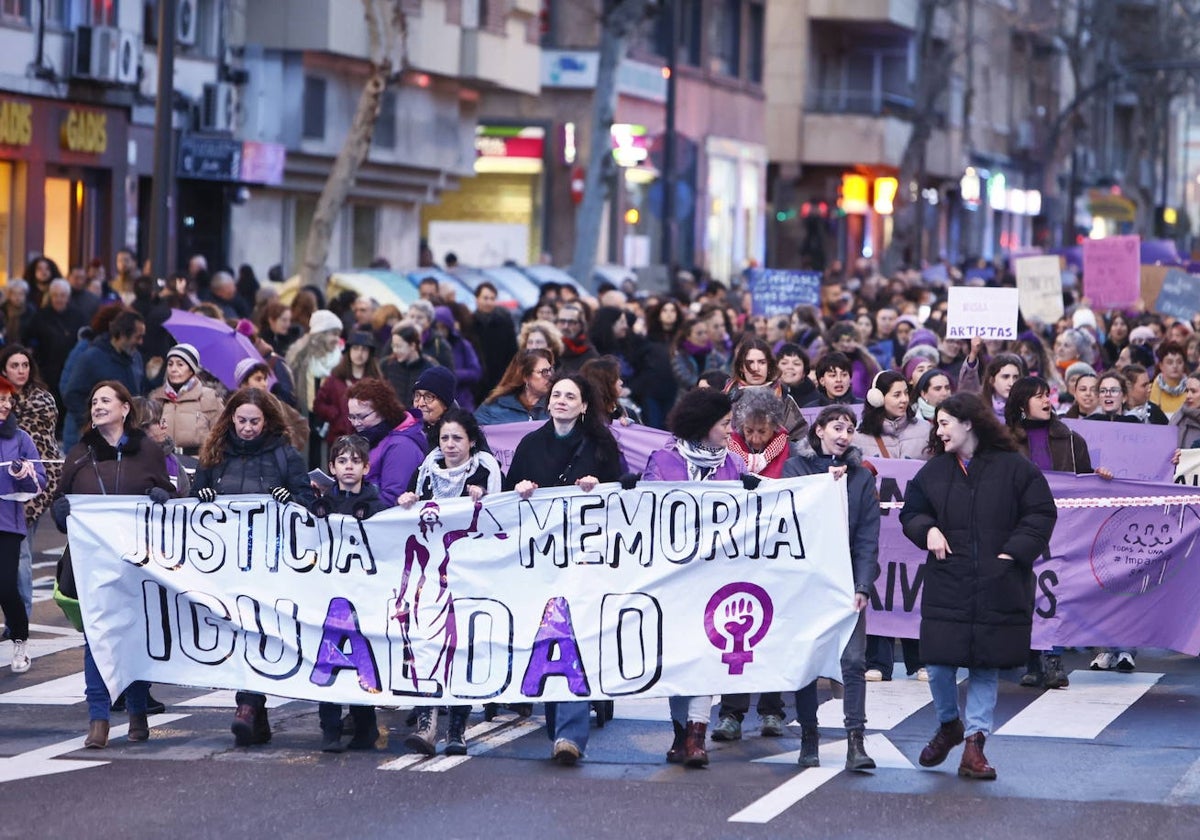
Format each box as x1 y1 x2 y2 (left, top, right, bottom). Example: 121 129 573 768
661 0 677 271
149 0 177 277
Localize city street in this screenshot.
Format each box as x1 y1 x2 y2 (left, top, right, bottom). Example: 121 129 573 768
1 531 1199 839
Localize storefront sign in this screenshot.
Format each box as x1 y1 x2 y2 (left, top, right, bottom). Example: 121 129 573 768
0 99 32 147
60 109 107 154
178 134 241 181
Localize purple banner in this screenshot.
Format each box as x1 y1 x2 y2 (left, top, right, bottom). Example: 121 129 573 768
483 421 673 474
867 458 1200 655
1060 418 1176 483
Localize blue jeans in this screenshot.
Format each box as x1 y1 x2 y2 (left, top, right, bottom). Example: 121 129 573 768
796 609 868 730
926 664 999 737
84 639 148 722
17 520 34 617
545 701 590 751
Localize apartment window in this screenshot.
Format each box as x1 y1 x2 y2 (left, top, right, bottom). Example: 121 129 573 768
462 0 483 29
709 0 741 77
291 195 317 275
0 0 29 22
351 205 378 267
43 0 67 27
373 91 397 149
303 76 327 140
746 2 764 84
655 0 702 66
89 0 113 26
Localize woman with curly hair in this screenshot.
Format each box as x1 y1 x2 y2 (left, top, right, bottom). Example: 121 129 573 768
475 349 554 425
192 387 315 748
728 387 790 477
518 319 565 363
346 377 428 506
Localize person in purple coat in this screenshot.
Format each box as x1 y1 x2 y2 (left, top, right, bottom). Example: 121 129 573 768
433 306 482 411
346 378 428 506
643 387 747 767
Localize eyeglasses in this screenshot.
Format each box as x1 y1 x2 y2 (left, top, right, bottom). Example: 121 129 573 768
534 367 555 378
347 409 377 423
411 390 440 405
1098 388 1123 396
556 318 580 327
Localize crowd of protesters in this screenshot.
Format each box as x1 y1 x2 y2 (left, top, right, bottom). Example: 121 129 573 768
0 247 1190 779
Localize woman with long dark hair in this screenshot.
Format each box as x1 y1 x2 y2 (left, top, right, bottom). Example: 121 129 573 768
475 349 554 425
313 331 381 448
507 373 623 766
901 393 1056 780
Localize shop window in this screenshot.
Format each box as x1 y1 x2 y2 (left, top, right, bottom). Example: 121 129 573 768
0 162 12 283
43 0 67 28
709 0 741 78
303 76 327 140
0 0 30 23
373 90 397 149
653 0 701 66
43 178 72 276
350 205 377 268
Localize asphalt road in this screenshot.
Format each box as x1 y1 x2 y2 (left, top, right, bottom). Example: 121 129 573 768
2 529 1199 840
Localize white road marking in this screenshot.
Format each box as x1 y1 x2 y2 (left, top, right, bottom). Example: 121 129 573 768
413 720 543 772
727 767 843 823
815 674 954 731
995 671 1162 739
174 690 296 709
0 636 85 660
0 672 85 705
753 733 914 770
1166 755 1200 805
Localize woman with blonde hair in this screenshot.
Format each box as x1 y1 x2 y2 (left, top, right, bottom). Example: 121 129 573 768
518 319 565 363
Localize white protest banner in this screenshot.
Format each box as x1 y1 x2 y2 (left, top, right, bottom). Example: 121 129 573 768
1174 449 1200 486
67 476 857 706
1014 255 1064 323
945 286 1020 340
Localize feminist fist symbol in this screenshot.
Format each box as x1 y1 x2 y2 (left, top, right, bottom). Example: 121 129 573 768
704 583 774 675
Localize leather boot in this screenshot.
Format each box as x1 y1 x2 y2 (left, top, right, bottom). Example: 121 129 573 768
958 732 997 780
252 707 272 745
84 719 109 749
1042 654 1069 689
845 728 876 772
405 707 439 756
683 721 709 768
444 708 469 756
666 720 687 764
347 707 378 750
231 704 256 747
798 726 820 768
128 712 150 743
918 718 965 767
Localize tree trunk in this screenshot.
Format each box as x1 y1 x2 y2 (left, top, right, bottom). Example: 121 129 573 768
569 0 652 288
300 1 405 291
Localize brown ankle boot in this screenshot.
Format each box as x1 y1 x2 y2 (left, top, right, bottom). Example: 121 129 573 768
84 719 109 749
666 720 687 764
958 732 996 779
919 718 964 767
231 704 256 746
684 721 709 768
128 712 149 742
252 707 272 744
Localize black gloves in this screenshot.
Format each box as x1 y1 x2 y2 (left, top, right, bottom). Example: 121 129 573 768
740 473 762 491
270 486 293 504
351 500 372 520
311 497 332 519
51 496 71 533
147 487 171 504
196 487 218 503
618 472 640 490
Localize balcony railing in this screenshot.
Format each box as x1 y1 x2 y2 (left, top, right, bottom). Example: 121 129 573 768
807 87 915 117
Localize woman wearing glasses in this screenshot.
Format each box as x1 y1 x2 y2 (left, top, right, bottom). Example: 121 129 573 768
475 349 555 425
345 378 429 507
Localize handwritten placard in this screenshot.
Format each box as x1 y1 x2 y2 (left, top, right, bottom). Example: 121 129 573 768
945 286 1019 340
1061 418 1176 482
1173 448 1200 486
1083 235 1140 309
1153 268 1200 321
1014 255 1065 323
746 269 821 316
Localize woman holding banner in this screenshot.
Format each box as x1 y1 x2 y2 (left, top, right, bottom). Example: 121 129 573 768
52 380 175 749
784 404 881 771
507 373 623 766
901 393 1056 780
643 387 747 767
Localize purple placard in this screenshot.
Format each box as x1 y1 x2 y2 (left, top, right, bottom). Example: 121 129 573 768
1060 418 1176 483
482 421 672 473
1082 234 1141 309
867 459 1200 655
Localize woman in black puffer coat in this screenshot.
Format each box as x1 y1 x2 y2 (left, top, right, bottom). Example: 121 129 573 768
900 393 1056 782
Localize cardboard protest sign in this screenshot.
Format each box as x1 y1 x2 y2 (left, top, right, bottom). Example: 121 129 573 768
746 269 821 316
945 286 1019 340
1014 255 1064 323
1154 268 1200 321
1140 265 1169 311
1083 235 1140 309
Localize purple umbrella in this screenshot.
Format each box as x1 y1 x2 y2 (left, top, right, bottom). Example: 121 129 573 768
162 309 270 391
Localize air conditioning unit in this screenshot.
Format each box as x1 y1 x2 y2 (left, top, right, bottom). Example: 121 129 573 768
202 82 239 131
116 29 140 85
177 0 198 46
72 26 120 82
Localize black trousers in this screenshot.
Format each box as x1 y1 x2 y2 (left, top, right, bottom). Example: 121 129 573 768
0 532 27 641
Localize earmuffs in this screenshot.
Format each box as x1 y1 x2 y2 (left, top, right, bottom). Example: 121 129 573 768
866 371 888 408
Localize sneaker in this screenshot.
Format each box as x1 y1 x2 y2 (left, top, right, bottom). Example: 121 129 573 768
552 738 581 765
11 640 30 674
864 669 884 682
915 668 929 682
1116 652 1136 672
1090 651 1116 671
760 714 784 737
711 716 742 741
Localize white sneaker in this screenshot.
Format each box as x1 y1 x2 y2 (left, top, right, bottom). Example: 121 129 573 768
864 669 883 682
1090 652 1116 670
11 640 30 674
915 667 929 682
1115 651 1136 672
